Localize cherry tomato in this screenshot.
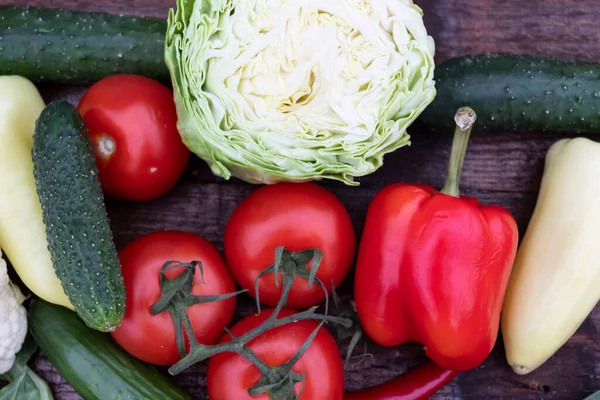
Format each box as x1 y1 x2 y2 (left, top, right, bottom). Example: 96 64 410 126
207 309 344 400
224 182 356 309
77 74 190 202
111 231 237 366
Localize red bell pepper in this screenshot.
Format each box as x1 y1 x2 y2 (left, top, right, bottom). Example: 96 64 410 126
354 107 518 372
343 361 458 400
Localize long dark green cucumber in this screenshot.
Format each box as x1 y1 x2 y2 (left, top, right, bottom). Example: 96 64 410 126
0 6 168 84
30 300 190 400
420 53 600 134
32 101 125 333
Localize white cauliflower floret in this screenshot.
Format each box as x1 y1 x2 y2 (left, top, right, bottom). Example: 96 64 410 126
0 249 27 374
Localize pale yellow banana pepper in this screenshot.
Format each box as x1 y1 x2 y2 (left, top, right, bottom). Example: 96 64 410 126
0 76 72 309
501 137 600 375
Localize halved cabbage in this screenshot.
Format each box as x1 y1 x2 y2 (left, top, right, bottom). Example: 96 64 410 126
166 0 436 185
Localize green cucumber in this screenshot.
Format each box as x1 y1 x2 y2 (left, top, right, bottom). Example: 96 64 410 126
0 6 168 84
29 299 190 400
32 101 125 333
420 53 600 134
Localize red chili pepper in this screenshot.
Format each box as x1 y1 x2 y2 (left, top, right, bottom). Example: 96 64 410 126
354 107 519 372
343 362 458 400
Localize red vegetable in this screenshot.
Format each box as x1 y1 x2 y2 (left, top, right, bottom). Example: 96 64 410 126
344 362 458 400
224 182 356 309
354 108 518 371
207 308 344 400
77 74 190 202
111 231 238 366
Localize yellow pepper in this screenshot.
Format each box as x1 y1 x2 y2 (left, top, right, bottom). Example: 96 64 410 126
501 137 600 374
0 76 72 310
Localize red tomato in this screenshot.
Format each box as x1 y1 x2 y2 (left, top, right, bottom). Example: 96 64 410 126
111 231 237 366
77 74 190 202
207 309 344 400
224 182 356 309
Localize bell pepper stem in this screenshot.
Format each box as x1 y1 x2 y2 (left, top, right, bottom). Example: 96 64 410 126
440 107 477 198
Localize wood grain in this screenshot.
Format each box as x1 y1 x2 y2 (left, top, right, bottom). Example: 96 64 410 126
1 0 599 399
421 0 600 63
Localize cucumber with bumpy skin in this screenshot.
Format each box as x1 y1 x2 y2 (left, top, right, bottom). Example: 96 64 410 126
32 101 125 333
420 53 600 134
0 5 168 84
30 299 190 400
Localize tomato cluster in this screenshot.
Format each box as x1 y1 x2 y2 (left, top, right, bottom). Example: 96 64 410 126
109 182 354 400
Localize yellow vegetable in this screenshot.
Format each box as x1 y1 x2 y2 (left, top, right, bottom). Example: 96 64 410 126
0 76 72 309
501 137 600 375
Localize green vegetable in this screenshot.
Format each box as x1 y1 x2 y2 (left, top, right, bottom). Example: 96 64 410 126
0 335 53 400
420 53 600 134
32 101 125 333
29 300 190 400
0 6 168 84
165 0 436 185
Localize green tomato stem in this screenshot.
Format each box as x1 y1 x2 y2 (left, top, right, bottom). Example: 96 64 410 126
254 247 328 315
168 297 351 375
150 261 247 358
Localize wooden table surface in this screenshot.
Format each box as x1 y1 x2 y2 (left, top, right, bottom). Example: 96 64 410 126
2 0 600 399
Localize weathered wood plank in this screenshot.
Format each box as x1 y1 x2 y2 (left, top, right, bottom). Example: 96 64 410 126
39 85 562 182
421 0 600 63
37 85 557 198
